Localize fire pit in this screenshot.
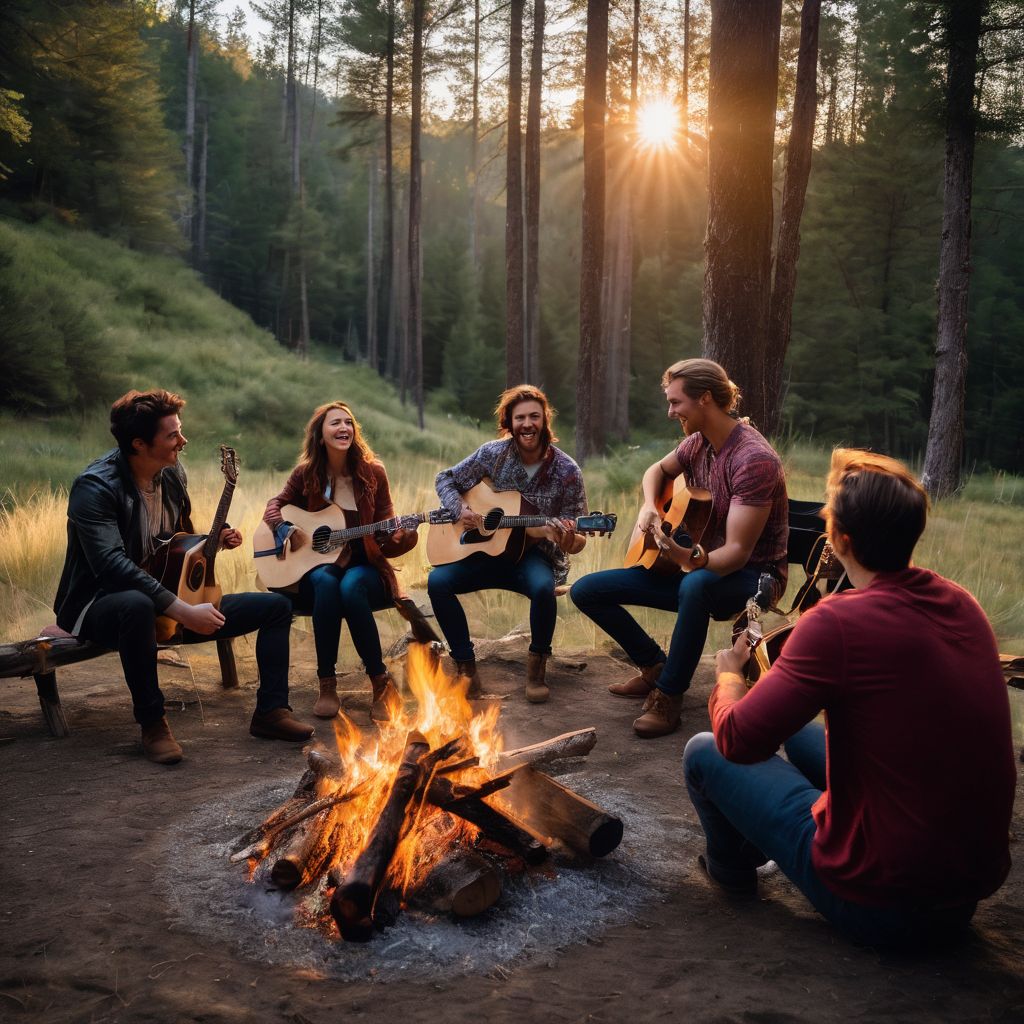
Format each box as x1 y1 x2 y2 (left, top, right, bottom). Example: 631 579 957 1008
229 644 625 944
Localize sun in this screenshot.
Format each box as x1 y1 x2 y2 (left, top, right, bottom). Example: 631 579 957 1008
636 97 679 149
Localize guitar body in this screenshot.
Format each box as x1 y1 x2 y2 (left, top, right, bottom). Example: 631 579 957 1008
624 477 713 575
252 504 353 591
426 479 527 567
146 532 223 642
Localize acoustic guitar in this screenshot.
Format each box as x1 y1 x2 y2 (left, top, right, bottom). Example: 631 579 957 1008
144 445 238 643
623 475 713 575
252 504 456 590
425 478 617 567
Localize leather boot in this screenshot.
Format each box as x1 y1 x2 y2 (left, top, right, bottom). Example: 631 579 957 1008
455 659 482 698
525 652 550 704
370 671 399 722
249 707 315 741
632 688 684 738
141 717 183 765
313 676 340 719
608 660 663 698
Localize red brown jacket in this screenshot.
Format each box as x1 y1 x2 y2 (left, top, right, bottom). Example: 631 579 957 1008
263 462 417 600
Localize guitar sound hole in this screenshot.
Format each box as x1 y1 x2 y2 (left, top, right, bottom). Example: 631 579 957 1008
187 562 205 591
312 527 332 553
673 530 693 547
482 508 503 532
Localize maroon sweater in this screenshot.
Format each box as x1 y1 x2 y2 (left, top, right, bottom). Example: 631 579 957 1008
711 568 1016 908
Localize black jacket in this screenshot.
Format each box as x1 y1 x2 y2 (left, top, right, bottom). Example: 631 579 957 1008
53 449 194 632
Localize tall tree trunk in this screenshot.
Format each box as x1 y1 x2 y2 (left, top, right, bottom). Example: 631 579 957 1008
922 0 986 499
702 0 783 433
524 0 545 383
506 0 526 385
308 0 323 142
381 0 396 379
764 0 821 438
576 0 609 465
849 26 861 144
287 0 309 358
682 0 690 143
366 148 378 368
196 102 208 270
470 0 481 268
184 0 198 258
409 0 426 428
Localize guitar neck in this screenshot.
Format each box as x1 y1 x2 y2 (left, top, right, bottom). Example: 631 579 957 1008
325 512 424 547
493 514 563 529
201 480 236 564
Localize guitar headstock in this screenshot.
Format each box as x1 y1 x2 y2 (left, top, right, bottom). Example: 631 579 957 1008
219 445 239 485
577 511 617 536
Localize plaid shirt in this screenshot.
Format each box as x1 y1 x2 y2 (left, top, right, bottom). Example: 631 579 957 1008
676 423 789 589
435 438 587 585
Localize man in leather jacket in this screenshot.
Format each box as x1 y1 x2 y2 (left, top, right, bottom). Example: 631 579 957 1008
54 388 314 764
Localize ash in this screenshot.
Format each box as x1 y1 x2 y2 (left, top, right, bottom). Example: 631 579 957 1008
161 773 658 982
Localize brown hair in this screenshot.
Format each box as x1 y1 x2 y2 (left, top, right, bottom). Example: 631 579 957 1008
295 402 379 505
493 384 559 448
109 389 186 458
825 449 929 572
661 358 741 415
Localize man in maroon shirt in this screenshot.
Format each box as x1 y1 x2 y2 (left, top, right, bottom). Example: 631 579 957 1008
572 359 788 737
683 449 1016 946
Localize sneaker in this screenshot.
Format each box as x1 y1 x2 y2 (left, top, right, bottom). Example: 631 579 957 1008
250 708 315 741
632 688 683 738
141 717 183 765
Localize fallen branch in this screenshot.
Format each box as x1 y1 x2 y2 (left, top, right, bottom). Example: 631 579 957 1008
491 728 597 772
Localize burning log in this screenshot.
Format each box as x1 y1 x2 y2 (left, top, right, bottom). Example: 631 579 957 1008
491 727 598 772
410 848 502 917
330 732 430 942
491 766 623 859
426 776 548 866
269 810 343 891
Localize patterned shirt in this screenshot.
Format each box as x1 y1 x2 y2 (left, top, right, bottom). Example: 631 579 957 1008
675 422 789 589
435 438 587 585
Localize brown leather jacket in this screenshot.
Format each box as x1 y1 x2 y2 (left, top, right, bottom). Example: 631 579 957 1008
263 461 417 600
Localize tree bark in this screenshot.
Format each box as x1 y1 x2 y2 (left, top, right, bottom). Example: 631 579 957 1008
184 0 198 258
506 0 526 385
764 0 821 438
682 0 690 142
470 0 481 269
381 0 396 378
408 0 426 428
366 148 378 368
576 0 609 465
524 0 545 384
922 0 986 499
196 102 208 270
702 0 783 433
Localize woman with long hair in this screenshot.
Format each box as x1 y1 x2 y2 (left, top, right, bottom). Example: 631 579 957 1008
263 402 417 722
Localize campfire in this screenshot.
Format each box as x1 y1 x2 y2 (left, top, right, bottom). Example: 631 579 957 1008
230 644 624 942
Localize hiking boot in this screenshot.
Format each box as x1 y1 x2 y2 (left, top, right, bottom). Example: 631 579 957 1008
525 652 550 704
608 660 664 698
455 659 483 699
632 688 683 738
250 708 315 742
313 676 340 719
141 717 183 765
370 671 400 723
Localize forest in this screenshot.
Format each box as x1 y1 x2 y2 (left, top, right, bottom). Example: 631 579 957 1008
2 0 1024 483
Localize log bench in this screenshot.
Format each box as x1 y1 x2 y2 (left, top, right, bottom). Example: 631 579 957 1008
0 626 238 738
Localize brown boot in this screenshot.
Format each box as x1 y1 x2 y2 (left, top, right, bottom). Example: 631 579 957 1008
609 661 663 698
525 652 550 704
250 708 316 741
370 671 400 722
141 717 183 765
313 676 340 719
455 659 482 698
632 688 683 738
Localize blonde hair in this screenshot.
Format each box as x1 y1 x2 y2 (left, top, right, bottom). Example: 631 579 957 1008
661 358 741 414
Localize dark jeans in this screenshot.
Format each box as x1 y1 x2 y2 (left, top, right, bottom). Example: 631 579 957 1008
427 549 557 663
78 589 293 726
297 563 391 678
570 565 759 694
682 723 978 947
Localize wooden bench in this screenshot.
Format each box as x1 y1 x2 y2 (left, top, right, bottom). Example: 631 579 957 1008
0 626 238 738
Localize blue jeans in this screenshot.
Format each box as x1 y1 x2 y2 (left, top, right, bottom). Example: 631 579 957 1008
427 549 557 662
570 565 758 694
682 724 978 947
298 563 391 678
79 589 293 725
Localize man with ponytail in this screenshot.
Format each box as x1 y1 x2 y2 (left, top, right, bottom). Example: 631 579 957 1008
571 359 788 738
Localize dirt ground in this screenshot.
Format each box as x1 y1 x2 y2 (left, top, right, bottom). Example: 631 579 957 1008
1 626 1022 1024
